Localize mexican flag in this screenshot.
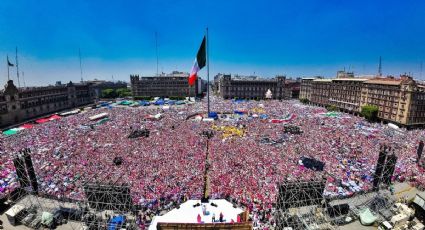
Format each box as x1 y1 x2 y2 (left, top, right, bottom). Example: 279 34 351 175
189 36 206 86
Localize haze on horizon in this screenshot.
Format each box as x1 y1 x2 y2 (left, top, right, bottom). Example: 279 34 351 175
0 0 424 86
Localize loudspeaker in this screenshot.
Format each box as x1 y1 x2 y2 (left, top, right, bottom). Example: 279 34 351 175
24 153 38 192
418 141 424 163
13 157 29 188
373 149 387 190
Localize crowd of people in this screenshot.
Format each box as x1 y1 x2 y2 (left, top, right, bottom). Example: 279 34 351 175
1 96 425 229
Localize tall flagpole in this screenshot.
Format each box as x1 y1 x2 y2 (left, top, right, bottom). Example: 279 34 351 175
16 47 20 88
7 55 10 81
207 27 210 115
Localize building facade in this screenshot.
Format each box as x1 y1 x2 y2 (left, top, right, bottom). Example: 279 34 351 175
359 76 425 126
299 78 317 100
215 74 287 99
310 79 332 106
299 72 425 126
0 80 94 128
284 79 301 99
328 78 368 112
130 71 205 98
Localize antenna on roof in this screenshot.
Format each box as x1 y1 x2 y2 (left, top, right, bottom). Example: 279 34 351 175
79 48 83 82
420 61 423 79
378 56 382 76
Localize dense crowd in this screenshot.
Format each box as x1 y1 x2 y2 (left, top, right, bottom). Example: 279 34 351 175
1 96 425 229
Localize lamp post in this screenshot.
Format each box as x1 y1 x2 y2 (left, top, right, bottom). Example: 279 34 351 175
201 130 214 203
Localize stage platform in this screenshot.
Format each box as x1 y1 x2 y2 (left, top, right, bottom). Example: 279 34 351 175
149 199 244 230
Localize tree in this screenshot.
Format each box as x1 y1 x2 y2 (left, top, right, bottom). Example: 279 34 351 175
300 98 310 104
116 88 132 97
101 89 117 98
361 105 379 122
326 105 339 112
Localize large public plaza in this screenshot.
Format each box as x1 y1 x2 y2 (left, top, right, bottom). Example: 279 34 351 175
1 96 425 228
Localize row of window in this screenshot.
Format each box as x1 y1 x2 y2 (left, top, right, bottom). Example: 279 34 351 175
19 89 68 98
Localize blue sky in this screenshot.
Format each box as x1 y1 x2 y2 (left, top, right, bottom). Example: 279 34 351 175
0 0 424 86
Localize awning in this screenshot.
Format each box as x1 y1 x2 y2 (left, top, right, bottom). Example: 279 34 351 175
3 129 18 136
36 118 50 124
20 123 34 129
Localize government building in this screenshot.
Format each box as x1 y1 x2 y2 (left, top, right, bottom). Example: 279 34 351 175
213 74 299 100
300 71 425 127
130 71 206 98
0 80 94 128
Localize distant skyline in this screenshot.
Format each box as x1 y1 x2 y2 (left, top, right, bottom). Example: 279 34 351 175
0 0 424 86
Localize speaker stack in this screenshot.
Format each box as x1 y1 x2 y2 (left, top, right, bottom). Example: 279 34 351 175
373 144 398 191
13 148 38 193
417 140 424 163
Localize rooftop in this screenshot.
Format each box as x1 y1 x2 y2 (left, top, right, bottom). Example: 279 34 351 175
332 78 370 81
364 79 402 85
312 79 333 82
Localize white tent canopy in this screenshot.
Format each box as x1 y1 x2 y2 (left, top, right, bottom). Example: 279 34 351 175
89 112 109 121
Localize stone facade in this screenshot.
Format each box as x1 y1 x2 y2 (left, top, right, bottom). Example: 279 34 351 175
300 74 425 126
215 74 288 99
299 78 317 100
360 76 425 126
130 71 205 98
329 78 368 113
0 80 94 128
310 79 332 107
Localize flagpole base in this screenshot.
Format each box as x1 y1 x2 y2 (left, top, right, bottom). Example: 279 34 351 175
201 197 209 203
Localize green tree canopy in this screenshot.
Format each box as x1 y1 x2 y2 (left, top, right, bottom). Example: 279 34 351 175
361 105 379 122
116 88 132 97
326 104 339 112
101 89 117 98
300 98 310 104
101 88 131 98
